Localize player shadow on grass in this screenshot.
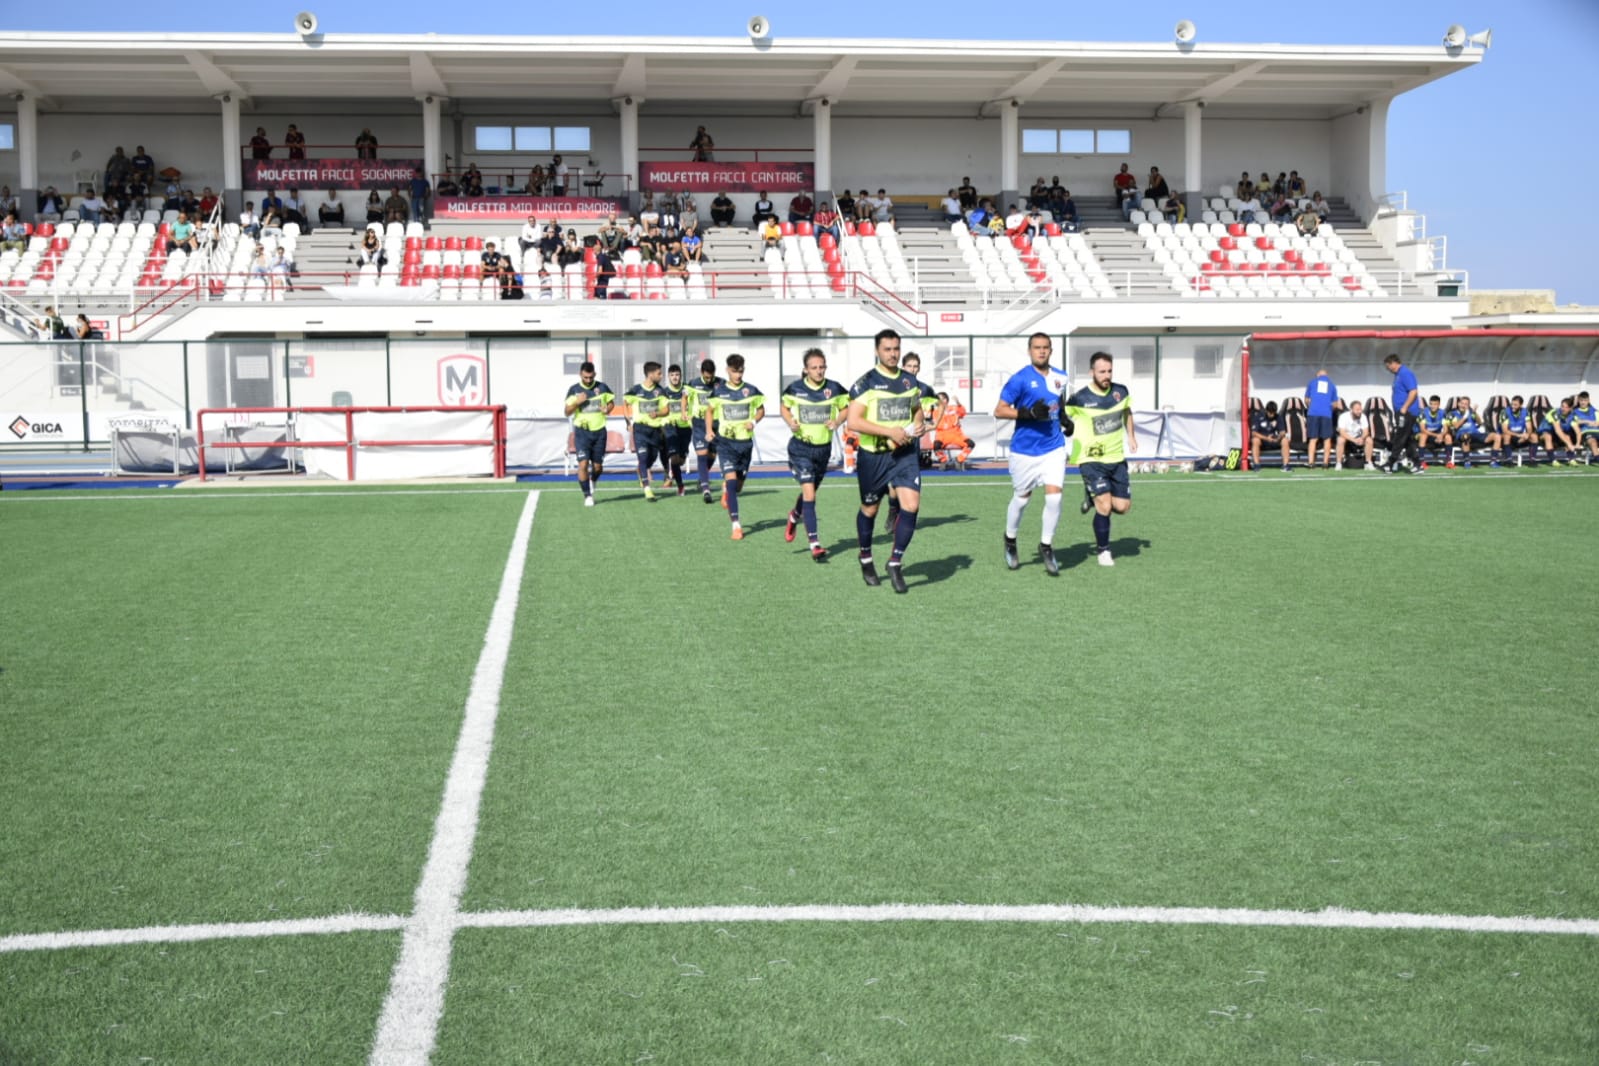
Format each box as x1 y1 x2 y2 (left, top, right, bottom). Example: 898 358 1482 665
902 553 975 586
1059 536 1151 568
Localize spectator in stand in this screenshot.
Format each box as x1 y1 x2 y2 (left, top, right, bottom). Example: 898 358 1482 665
523 164 545 195
1112 163 1137 209
1304 367 1341 469
249 243 272 283
384 187 408 224
124 175 149 213
1047 176 1067 216
682 226 707 264
1145 167 1170 206
834 189 855 221
551 155 569 196
596 213 624 256
854 189 875 223
239 201 261 239
788 190 815 225
664 239 688 279
941 189 963 224
435 172 459 197
814 201 839 242
283 188 308 231
260 203 285 237
74 314 100 341
966 197 994 231
1268 190 1295 224
659 190 681 235
1250 400 1290 471
199 187 219 217
364 190 384 225
538 222 562 260
0 213 26 253
104 147 131 191
1163 192 1184 225
1028 177 1049 211
690 125 715 162
37 186 65 222
957 176 978 211
752 190 775 227
519 213 542 257
409 168 431 222
873 188 895 225
0 185 18 218
270 247 296 290
285 124 306 160
1540 398 1578 464
357 229 386 272
161 179 183 211
710 190 735 227
1308 191 1330 222
1287 171 1307 198
558 230 584 269
355 127 379 160
166 211 198 254
1295 204 1321 237
1238 191 1263 225
250 127 272 159
537 266 555 299
480 241 508 295
638 192 660 230
760 216 782 249
1257 172 1274 200
1056 190 1079 232
1272 172 1289 197
78 189 107 224
1335 400 1376 469
680 196 699 234
317 189 344 230
1236 170 1254 200
1003 203 1028 238
462 165 484 198
130 146 155 184
985 209 1007 237
260 187 283 217
38 305 69 340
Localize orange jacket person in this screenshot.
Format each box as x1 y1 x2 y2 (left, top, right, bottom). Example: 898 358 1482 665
933 392 973 469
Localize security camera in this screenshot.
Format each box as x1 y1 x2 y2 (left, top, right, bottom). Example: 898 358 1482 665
221 93 231 103
747 14 770 39
624 96 633 105
425 94 434 104
295 10 318 35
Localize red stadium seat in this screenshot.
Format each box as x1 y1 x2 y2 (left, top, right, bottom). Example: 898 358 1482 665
796 221 813 236
424 236 441 250
644 261 663 277
1219 236 1237 251
464 236 483 251
830 275 847 292
779 221 794 236
1044 223 1061 237
858 221 875 237
464 264 481 279
421 264 440 279
35 222 54 238
1227 222 1245 237
1208 249 1227 263
404 236 421 251
818 232 836 250
442 264 460 279
1342 275 1361 291
444 236 462 251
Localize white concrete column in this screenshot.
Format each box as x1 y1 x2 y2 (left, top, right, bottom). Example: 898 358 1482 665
419 95 442 181
218 93 242 215
999 99 1019 206
16 94 39 203
812 99 832 194
618 96 640 207
1183 101 1204 220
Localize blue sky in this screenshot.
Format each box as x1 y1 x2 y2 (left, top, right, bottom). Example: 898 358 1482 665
13 0 1597 305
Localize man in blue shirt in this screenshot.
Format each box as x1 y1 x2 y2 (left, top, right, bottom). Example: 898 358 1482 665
995 332 1071 575
1250 401 1289 471
1382 353 1423 473
1573 390 1598 462
1497 395 1536 465
1303 368 1340 469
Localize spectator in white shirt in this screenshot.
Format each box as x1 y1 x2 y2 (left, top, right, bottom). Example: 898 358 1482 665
941 189 963 224
1239 194 1263 224
1336 401 1375 469
872 189 894 224
552 155 569 196
519 214 541 256
78 190 108 224
239 202 261 239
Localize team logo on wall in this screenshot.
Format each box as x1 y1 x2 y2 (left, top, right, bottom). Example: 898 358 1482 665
437 354 487 406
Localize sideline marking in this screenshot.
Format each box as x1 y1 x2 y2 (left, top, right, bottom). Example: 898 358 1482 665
4 899 1594 957
0 487 529 503
367 489 540 1066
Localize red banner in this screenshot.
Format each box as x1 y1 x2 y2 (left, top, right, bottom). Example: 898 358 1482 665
433 196 627 221
640 162 814 193
244 159 424 190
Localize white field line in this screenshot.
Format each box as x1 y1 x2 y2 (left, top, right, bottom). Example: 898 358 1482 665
367 489 539 1066
4 900 1595 958
0 912 407 953
0 487 529 503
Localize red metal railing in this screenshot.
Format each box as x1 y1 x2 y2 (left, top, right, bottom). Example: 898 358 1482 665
196 404 507 482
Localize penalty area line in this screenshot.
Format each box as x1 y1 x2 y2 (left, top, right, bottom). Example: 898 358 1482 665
366 488 540 1066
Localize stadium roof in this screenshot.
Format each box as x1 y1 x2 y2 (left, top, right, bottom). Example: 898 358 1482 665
0 33 1481 118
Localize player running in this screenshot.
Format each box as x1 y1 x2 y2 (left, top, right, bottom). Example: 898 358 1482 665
994 332 1071 576
702 353 765 540
623 361 671 500
685 358 725 502
1063 351 1137 567
780 347 849 561
661 364 692 495
845 328 927 593
563 361 615 508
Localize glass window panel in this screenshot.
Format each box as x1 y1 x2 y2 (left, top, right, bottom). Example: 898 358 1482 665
1059 129 1094 154
1021 129 1057 154
514 127 551 151
553 126 590 152
1096 129 1131 154
474 126 513 152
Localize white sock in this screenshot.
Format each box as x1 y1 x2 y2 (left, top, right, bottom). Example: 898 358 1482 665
1040 493 1063 543
1005 494 1030 538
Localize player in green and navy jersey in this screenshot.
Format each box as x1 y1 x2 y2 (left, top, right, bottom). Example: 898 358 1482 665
1063 351 1137 567
1540 398 1578 465
660 364 692 496
703 353 765 540
780 347 849 561
888 351 942 530
623 361 671 501
684 358 724 502
845 328 927 593
563 361 614 507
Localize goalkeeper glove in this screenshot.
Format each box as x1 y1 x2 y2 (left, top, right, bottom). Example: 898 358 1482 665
1018 400 1050 421
1059 408 1075 435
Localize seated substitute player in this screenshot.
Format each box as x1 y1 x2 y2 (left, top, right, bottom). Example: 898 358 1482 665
703 354 765 540
1063 352 1137 568
623 361 671 501
932 392 973 469
1572 391 1599 461
1496 395 1537 464
846 328 928 593
660 364 692 495
780 347 849 561
994 331 1071 576
1335 400 1377 470
1250 400 1290 471
685 358 724 502
1416 395 1451 461
1540 397 1578 465
1445 396 1499 467
564 361 615 507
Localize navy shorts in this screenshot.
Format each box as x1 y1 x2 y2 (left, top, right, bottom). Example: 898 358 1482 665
665 425 692 458
856 445 920 506
1456 430 1487 445
717 438 754 476
573 427 607 465
787 439 834 485
1080 460 1131 500
691 419 716 456
1306 414 1335 440
632 425 665 465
